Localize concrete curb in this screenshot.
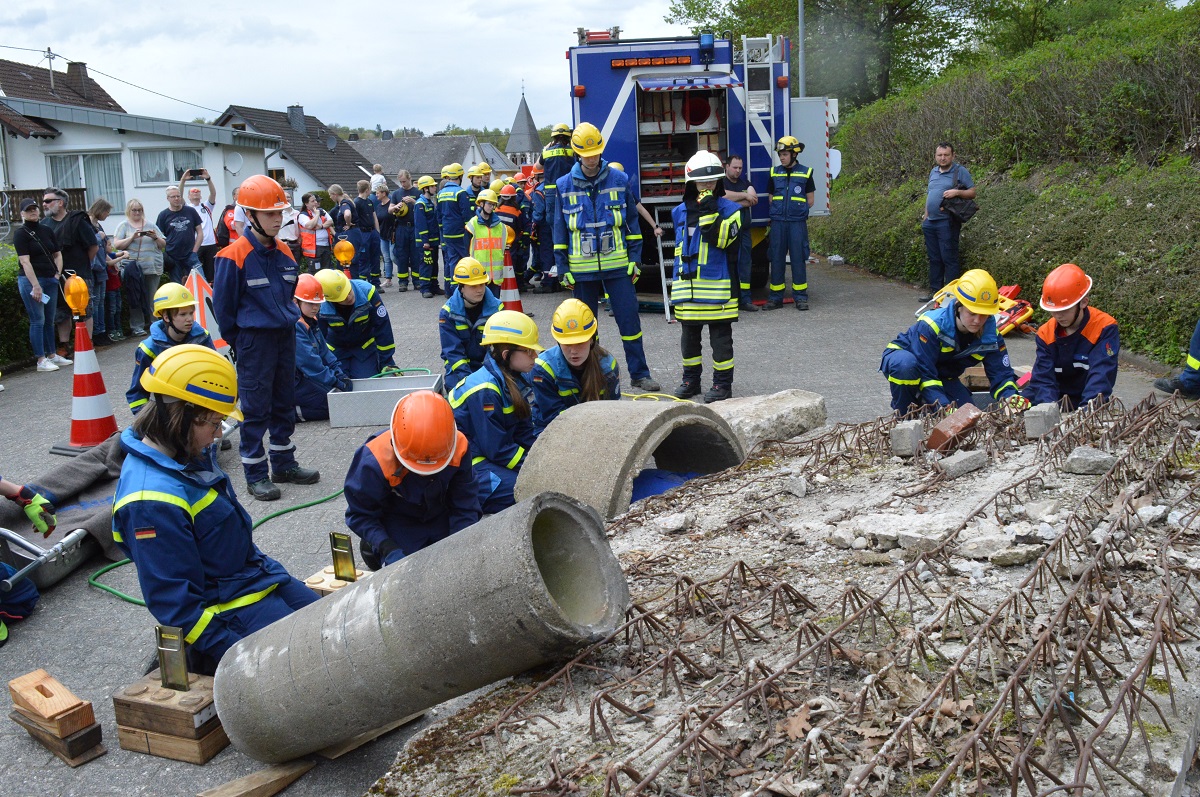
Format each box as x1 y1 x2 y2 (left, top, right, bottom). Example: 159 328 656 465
515 400 745 519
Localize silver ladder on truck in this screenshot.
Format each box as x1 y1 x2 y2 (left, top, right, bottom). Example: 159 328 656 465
741 35 780 195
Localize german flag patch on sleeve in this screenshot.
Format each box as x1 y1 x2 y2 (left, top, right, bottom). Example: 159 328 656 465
134 527 157 541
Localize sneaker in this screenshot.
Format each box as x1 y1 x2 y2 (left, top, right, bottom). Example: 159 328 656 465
918 294 933 303
739 300 759 313
795 297 809 311
630 376 661 392
704 384 733 402
110 331 126 341
421 291 434 299
133 328 149 337
37 359 59 372
762 300 784 311
247 479 281 501
1154 375 1200 399
272 464 321 485
397 284 408 293
49 353 73 366
383 279 393 288
673 381 701 399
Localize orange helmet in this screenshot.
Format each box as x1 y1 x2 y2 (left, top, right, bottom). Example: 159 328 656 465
510 172 528 184
333 238 356 266
294 273 325 304
1040 263 1092 312
390 391 459 475
531 164 544 176
499 184 518 198
237 175 289 211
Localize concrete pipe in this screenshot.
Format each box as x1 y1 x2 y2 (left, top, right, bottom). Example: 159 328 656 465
212 492 629 763
515 401 745 520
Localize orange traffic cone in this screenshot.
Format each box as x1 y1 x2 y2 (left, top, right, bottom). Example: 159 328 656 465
50 320 119 456
499 252 531 317
186 265 230 357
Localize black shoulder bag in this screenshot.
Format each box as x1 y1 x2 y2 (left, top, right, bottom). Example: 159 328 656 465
942 163 979 224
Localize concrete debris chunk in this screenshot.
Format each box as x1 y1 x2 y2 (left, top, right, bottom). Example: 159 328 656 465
1063 445 1117 475
655 512 693 535
956 534 1013 560
1024 402 1062 439
990 544 1046 567
872 529 900 551
706 389 827 452
898 530 941 552
1024 499 1061 522
1136 505 1168 526
941 449 988 479
852 536 869 550
852 551 894 566
889 420 923 458
828 526 857 549
782 477 808 498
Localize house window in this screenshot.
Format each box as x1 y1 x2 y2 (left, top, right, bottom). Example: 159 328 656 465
47 153 125 208
134 149 204 185
268 168 286 183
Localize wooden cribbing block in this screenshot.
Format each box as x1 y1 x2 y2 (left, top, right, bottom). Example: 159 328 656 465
196 760 316 797
9 710 106 767
13 701 96 739
117 722 229 765
304 565 366 597
8 669 85 720
112 673 219 740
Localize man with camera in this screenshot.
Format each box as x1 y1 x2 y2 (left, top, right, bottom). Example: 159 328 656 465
157 184 203 283
920 143 976 302
179 169 218 282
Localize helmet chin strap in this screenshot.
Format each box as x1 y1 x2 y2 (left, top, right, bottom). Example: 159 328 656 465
166 313 190 339
247 208 271 240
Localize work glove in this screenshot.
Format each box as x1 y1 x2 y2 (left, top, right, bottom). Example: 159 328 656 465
9 487 56 537
562 272 576 289
697 190 717 213
627 262 641 282
337 376 354 392
422 249 434 267
1005 394 1032 412
380 365 403 376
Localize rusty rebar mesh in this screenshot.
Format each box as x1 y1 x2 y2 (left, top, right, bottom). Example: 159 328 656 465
380 396 1200 797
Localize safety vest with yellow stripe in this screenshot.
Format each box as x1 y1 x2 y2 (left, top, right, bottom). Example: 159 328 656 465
465 212 507 283
669 195 742 323
111 427 310 662
552 162 644 282
768 164 814 222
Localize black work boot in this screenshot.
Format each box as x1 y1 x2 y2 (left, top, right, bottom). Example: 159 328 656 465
673 365 703 399
272 464 321 484
247 479 281 501
705 369 733 403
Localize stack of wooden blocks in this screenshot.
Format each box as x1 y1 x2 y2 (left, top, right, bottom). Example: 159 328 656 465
8 669 106 766
112 672 229 764
304 565 366 597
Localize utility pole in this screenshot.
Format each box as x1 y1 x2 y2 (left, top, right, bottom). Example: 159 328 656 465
797 0 806 96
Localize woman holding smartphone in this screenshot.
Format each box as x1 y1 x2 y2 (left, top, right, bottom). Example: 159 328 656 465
13 198 65 372
114 198 167 337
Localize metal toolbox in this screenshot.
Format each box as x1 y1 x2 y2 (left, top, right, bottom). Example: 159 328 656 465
326 373 445 428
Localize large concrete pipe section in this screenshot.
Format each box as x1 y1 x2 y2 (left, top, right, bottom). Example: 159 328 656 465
212 492 629 763
515 400 745 520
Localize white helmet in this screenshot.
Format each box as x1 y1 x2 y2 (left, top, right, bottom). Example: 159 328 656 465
684 150 724 182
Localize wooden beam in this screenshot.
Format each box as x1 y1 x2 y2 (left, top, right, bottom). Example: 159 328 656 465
195 760 316 797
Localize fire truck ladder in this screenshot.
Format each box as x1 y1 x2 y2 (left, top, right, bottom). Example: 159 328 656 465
741 35 779 192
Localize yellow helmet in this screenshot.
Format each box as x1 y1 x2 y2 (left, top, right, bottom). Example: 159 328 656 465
476 188 500 206
453 257 491 285
775 136 804 154
488 179 505 193
550 298 597 345
153 283 196 318
62 273 90 317
608 162 624 173
416 175 437 190
390 201 410 218
315 268 353 303
481 310 544 351
551 122 572 137
570 122 605 157
140 344 243 421
441 163 464 180
477 162 492 176
466 164 482 179
942 269 1000 315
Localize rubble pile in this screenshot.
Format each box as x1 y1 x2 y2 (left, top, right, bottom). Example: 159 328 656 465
372 395 1200 797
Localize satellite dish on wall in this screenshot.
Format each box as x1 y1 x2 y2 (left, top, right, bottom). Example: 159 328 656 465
326 135 338 152
224 151 244 175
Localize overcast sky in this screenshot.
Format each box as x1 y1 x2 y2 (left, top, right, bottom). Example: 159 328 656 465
1 1 692 133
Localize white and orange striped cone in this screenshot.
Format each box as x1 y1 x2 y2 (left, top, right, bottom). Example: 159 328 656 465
499 252 532 317
186 265 230 357
50 320 119 457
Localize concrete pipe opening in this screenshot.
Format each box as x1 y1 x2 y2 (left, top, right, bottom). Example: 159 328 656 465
532 505 613 628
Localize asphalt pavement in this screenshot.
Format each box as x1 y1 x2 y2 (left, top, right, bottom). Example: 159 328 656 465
0 258 1161 797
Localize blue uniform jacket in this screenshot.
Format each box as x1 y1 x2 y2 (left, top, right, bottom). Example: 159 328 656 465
1182 317 1200 393
436 181 472 243
553 161 643 281
531 187 547 229
449 353 537 473
294 314 348 396
127 321 216 414
1027 307 1119 407
439 288 504 392
885 299 1020 407
111 427 315 662
767 163 816 222
213 233 300 350
415 195 440 247
343 430 481 566
531 345 621 435
316 279 397 379
541 141 574 208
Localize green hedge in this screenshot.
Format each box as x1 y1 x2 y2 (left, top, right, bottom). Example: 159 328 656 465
1 252 35 366
810 158 1200 364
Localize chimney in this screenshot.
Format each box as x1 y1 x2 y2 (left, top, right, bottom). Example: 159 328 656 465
286 105 306 134
66 62 90 100
348 133 359 142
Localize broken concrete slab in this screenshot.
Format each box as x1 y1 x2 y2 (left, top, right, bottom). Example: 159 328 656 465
956 535 1012 560
1063 446 1117 475
515 401 744 520
706 389 827 453
1023 499 1061 522
828 526 856 549
941 449 988 479
990 544 1046 567
1024 402 1062 439
1137 505 1169 525
872 529 900 551
898 530 942 552
889 420 923 458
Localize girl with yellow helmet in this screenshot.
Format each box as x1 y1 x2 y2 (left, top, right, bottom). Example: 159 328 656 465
439 258 504 392
531 298 621 434
112 344 317 675
448 311 543 512
126 283 217 416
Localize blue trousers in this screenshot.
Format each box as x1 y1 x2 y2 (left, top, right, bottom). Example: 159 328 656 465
735 225 753 299
187 576 316 675
294 375 331 422
416 245 438 291
365 230 382 286
768 219 809 301
380 233 394 281
881 348 973 412
442 236 467 291
923 218 962 292
574 274 650 380
17 275 59 358
236 328 298 483
392 225 416 286
475 460 518 515
1179 316 1200 394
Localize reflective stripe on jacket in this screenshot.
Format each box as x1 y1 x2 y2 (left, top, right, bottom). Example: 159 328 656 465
767 164 814 222
316 279 396 378
465 211 507 283
670 196 741 323
437 182 472 241
449 353 536 472
552 161 642 281
530 344 621 434
127 321 216 413
212 233 300 348
439 288 504 392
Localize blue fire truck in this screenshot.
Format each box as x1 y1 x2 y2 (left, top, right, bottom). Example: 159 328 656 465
566 27 833 290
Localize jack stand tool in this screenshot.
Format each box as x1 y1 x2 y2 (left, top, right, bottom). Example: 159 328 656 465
156 626 190 692
304 532 366 596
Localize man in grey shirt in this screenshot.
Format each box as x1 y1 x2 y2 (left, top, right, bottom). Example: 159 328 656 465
921 142 976 301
